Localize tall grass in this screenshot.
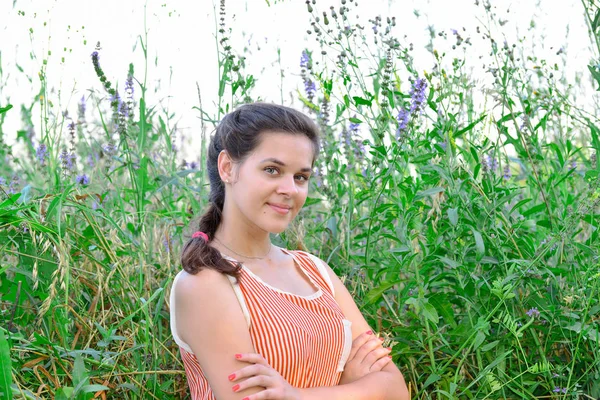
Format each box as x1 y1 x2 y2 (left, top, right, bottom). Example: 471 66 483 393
1 0 599 398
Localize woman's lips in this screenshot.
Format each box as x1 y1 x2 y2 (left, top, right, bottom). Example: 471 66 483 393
268 203 291 214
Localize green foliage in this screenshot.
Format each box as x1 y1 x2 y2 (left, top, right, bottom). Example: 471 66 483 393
1 0 600 399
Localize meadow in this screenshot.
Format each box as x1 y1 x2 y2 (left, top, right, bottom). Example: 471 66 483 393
1 0 600 398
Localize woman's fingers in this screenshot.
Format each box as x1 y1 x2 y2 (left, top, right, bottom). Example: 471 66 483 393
349 331 382 360
369 351 393 371
353 336 385 364
363 346 392 366
231 374 270 393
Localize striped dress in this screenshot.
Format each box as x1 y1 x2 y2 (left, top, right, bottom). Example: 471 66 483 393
169 248 353 399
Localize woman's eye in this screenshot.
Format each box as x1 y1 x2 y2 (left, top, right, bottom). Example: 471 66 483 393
264 167 309 182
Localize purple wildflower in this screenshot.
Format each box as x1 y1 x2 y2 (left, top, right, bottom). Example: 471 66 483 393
103 142 117 155
76 174 90 185
125 74 134 98
503 163 512 180
300 51 310 69
59 149 76 170
313 166 323 188
87 153 99 168
305 80 316 99
439 141 447 151
396 108 410 138
7 175 19 194
526 307 540 318
163 235 171 253
78 95 86 123
91 51 100 69
36 144 48 166
0 177 5 185
569 160 577 171
552 387 567 394
190 161 199 170
409 78 428 114
486 154 498 172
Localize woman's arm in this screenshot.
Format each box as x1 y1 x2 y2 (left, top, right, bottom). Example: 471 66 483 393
309 257 410 400
175 268 265 400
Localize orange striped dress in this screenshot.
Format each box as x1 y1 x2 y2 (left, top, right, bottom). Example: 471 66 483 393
169 248 353 400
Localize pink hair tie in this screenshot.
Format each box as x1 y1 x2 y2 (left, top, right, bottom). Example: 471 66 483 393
192 231 209 241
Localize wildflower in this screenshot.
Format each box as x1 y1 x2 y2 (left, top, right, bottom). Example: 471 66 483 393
36 144 48 166
125 74 134 98
300 50 310 69
487 154 498 172
396 108 410 138
163 235 171 253
75 174 90 185
409 78 428 114
87 153 99 168
59 149 76 171
552 387 567 394
190 161 199 170
503 163 512 180
526 307 540 318
569 160 577 171
481 154 489 174
313 166 323 188
103 142 117 157
305 80 316 100
91 51 100 71
0 177 5 185
78 95 86 123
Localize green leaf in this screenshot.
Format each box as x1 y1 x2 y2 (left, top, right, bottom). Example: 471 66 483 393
593 9 600 32
471 228 485 259
481 340 500 352
352 96 372 107
422 302 439 324
473 330 486 350
0 104 13 115
415 187 445 199
457 114 486 136
0 328 12 400
365 279 399 305
522 203 546 217
423 373 440 389
448 207 458 226
349 117 362 124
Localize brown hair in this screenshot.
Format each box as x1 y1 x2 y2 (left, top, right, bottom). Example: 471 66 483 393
180 102 321 283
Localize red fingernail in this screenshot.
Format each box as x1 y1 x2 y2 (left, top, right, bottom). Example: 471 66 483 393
386 347 392 351
232 384 240 392
235 354 242 359
228 373 235 381
378 337 384 341
242 397 250 400
366 330 373 335
388 355 393 359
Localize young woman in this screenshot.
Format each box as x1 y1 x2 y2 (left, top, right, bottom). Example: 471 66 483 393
170 103 409 399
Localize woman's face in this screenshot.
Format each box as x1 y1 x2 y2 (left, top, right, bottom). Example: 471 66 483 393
220 131 315 234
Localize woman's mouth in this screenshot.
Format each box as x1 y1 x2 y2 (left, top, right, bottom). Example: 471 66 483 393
268 203 291 214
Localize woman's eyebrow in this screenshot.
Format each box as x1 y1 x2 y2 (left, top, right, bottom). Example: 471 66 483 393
259 157 312 173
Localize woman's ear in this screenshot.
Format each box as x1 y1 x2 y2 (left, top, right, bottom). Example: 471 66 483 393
217 150 234 182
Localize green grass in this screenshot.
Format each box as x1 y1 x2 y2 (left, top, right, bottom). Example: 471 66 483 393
1 1 600 398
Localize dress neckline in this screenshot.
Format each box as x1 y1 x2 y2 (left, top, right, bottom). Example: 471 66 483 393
221 247 323 299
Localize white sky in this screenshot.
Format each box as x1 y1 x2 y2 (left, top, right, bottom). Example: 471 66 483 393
0 0 596 161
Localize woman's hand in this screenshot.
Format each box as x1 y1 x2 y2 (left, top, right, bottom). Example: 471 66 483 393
228 353 301 400
338 330 392 385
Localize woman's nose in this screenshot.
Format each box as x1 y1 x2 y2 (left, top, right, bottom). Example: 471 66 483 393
278 175 298 194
